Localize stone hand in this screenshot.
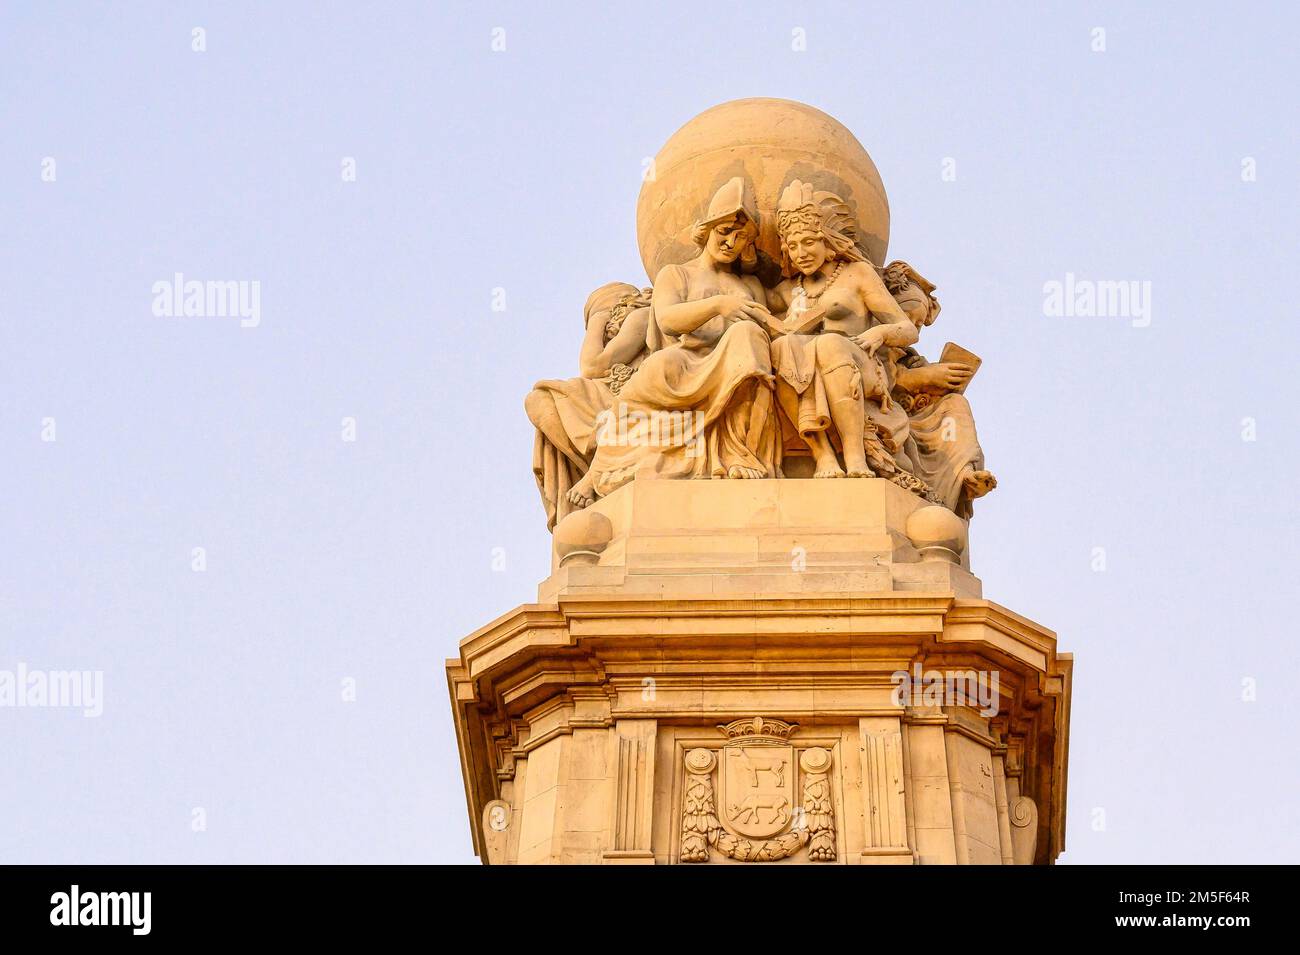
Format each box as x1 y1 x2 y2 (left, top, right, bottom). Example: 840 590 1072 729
714 295 770 324
924 362 974 392
851 328 886 357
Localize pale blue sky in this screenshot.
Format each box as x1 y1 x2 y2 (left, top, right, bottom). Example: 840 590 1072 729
2 1 1297 863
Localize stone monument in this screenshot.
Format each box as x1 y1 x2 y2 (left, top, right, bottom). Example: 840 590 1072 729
447 98 1072 865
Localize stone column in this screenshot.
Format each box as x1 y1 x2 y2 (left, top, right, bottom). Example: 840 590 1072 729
904 707 957 864
992 750 1016 866
859 716 912 863
602 719 657 864
514 734 568 865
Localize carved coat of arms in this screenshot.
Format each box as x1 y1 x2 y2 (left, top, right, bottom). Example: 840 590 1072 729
680 717 836 863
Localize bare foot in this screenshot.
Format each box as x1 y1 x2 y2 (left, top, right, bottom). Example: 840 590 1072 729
566 473 595 508
961 468 997 498
727 465 766 480
843 456 874 478
812 453 844 478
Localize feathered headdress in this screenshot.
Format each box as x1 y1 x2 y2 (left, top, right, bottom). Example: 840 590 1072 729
775 180 867 275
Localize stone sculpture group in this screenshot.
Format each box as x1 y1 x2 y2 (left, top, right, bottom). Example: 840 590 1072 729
527 173 996 532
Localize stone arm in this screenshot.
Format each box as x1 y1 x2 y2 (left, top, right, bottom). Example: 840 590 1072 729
896 359 976 395
892 348 929 393
892 346 976 396
578 306 649 378
855 263 919 350
652 266 769 336
893 367 924 394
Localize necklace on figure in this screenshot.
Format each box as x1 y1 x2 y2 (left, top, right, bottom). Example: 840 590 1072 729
795 261 847 317
797 260 844 303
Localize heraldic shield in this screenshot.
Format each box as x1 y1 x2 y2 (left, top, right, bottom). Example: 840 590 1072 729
680 717 837 862
718 719 796 839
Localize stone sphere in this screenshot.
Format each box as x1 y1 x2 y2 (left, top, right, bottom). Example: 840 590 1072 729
553 509 614 565
636 98 890 282
905 505 968 561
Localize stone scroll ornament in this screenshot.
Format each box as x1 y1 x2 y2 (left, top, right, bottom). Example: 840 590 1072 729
681 718 835 863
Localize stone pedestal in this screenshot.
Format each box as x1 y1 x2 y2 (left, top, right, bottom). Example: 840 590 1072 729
446 479 1071 865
